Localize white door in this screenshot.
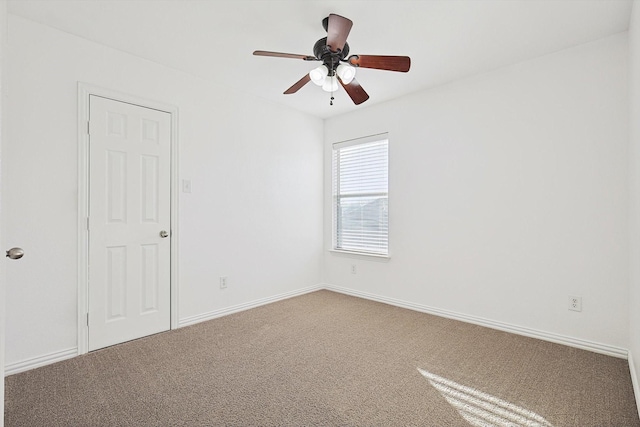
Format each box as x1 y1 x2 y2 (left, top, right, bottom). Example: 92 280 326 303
88 95 171 351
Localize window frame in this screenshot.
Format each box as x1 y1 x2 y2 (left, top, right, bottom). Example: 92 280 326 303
331 133 390 258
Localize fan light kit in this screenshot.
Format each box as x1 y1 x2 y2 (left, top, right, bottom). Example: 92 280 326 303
253 13 411 106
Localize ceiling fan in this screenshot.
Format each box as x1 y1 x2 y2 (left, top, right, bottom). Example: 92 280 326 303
253 13 411 106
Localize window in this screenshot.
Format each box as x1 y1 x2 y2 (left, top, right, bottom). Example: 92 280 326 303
332 134 389 256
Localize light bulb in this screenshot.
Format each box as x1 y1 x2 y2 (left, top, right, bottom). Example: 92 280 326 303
309 65 328 86
336 64 356 85
322 76 339 92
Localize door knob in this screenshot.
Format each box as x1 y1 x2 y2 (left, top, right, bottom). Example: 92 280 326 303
6 247 25 260
159 230 169 238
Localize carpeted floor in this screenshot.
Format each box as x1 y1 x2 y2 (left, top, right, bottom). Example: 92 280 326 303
4 290 640 426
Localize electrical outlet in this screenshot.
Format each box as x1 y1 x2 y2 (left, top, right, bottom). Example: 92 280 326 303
220 276 228 289
569 295 582 312
351 264 357 274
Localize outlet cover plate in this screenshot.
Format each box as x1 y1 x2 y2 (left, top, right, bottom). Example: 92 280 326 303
182 179 192 193
569 295 582 312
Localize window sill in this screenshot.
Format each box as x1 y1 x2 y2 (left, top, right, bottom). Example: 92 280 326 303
329 249 391 260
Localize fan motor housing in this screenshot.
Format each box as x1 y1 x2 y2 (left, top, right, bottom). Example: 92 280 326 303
313 37 349 71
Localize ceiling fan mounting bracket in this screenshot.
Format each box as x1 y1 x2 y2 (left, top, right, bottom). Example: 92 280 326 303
313 37 349 72
322 16 330 32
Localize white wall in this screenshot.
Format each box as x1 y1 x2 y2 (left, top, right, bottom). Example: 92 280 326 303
2 9 634 377
2 15 323 367
0 0 7 422
324 34 630 349
628 0 640 405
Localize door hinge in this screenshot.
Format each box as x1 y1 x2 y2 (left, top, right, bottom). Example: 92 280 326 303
87 121 90 135
86 312 89 327
86 217 90 231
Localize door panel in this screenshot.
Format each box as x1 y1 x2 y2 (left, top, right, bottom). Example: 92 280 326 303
88 95 171 351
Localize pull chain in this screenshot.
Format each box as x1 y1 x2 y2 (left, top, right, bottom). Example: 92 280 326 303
330 58 335 106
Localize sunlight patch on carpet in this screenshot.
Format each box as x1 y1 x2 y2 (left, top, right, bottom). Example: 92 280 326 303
418 368 554 427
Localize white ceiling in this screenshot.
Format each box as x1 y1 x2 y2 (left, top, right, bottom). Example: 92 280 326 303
7 0 634 119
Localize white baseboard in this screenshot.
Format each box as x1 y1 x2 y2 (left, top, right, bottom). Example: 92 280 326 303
629 351 640 417
5 286 323 376
324 284 629 359
178 284 323 328
6 283 629 376
5 347 78 376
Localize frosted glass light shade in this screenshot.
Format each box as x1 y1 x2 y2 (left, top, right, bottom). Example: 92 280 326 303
309 65 329 86
322 76 339 92
336 64 356 84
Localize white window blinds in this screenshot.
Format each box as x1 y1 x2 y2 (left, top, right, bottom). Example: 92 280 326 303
332 134 389 256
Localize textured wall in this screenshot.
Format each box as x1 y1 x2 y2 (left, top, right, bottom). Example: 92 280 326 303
2 15 324 366
627 0 640 411
1 0 7 422
324 34 629 348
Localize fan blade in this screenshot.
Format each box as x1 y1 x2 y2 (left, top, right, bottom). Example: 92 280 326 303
253 50 318 61
338 77 369 105
348 55 411 72
326 14 353 53
284 74 311 94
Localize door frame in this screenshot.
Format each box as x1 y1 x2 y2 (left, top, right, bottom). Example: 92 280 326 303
77 83 179 355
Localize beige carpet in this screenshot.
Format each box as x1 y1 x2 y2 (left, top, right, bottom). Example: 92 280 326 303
5 290 639 426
